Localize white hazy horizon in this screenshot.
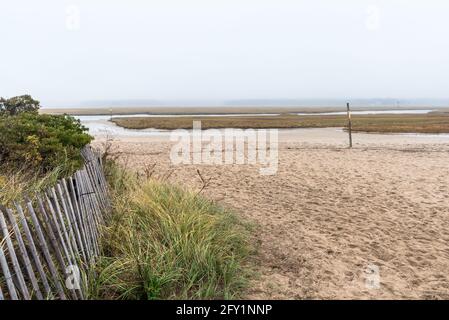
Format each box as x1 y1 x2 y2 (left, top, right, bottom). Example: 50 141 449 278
1 0 449 107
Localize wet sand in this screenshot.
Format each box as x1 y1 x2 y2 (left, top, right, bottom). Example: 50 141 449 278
93 128 449 299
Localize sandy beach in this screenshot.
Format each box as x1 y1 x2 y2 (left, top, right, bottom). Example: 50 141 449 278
93 128 449 299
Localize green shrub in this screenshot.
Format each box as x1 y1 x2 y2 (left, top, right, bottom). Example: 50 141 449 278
0 95 40 116
0 113 93 175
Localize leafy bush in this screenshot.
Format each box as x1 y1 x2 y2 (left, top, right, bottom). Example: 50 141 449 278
0 113 93 174
0 95 40 116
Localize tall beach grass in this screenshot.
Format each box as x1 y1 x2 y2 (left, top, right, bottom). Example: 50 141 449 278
0 164 65 206
89 161 253 300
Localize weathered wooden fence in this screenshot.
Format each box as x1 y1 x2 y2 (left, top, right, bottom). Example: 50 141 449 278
0 145 110 300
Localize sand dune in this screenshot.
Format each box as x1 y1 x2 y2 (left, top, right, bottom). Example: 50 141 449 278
93 128 449 299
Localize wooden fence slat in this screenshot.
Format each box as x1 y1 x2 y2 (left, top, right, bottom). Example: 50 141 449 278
85 167 106 226
0 207 30 299
93 154 110 206
25 200 67 300
3 207 43 300
78 170 98 257
43 194 79 300
82 169 104 228
83 146 110 214
43 194 72 268
0 236 18 300
66 178 91 262
53 186 81 263
85 163 106 213
48 188 78 269
70 176 92 259
60 180 88 263
76 171 99 257
53 183 86 300
89 159 109 208
42 194 79 300
15 202 53 298
36 196 68 275
75 172 96 257
56 183 86 263
80 175 98 258
83 170 101 256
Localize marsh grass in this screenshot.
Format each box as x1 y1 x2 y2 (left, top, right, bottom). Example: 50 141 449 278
112 113 449 133
89 161 253 300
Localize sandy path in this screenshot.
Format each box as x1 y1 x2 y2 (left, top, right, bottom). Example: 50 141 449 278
93 128 449 299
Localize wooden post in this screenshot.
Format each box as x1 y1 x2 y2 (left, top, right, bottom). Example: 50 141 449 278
346 102 353 148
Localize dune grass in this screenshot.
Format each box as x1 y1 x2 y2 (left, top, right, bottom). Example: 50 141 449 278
112 113 449 133
89 161 253 300
0 164 64 206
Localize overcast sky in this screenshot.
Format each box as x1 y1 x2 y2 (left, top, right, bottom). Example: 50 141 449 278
1 0 449 107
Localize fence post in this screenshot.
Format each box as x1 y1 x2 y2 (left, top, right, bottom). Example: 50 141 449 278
346 102 353 148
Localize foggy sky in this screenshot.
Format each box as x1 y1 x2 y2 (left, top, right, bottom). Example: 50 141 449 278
1 0 449 107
